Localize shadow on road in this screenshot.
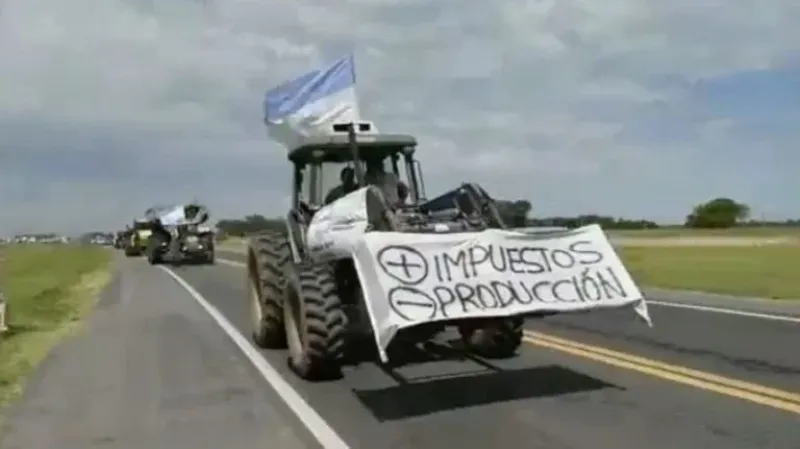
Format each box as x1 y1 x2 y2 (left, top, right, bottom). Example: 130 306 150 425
354 365 617 421
352 341 619 421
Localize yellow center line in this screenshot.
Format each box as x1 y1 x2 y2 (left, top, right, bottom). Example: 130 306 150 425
525 330 800 403
523 331 800 415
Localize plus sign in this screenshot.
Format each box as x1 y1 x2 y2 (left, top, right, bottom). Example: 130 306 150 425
385 253 423 280
377 245 429 286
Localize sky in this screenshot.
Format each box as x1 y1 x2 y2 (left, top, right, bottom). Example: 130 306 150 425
1 0 799 234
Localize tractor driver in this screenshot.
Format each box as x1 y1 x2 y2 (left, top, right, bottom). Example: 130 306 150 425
364 157 401 206
324 166 358 205
397 181 410 205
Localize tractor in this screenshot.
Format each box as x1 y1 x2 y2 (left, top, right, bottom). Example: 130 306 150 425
144 203 215 266
123 219 153 257
246 122 535 380
113 230 128 249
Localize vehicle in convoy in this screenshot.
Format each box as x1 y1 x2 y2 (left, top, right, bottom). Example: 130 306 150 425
247 55 651 381
89 233 113 246
143 203 215 266
124 219 153 257
113 230 127 249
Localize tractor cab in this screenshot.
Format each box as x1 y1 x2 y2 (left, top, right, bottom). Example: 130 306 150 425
122 218 155 256
132 219 154 231
131 219 154 241
287 121 427 216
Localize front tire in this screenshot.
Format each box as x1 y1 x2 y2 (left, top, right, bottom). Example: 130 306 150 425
248 232 291 349
284 263 348 381
147 233 165 265
202 236 215 264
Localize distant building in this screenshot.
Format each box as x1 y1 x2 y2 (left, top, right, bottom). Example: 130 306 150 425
11 234 68 244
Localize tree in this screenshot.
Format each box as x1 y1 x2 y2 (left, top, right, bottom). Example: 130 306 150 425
685 197 750 228
216 214 284 237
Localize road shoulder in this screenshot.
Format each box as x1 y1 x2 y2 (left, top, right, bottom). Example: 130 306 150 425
0 256 314 449
644 287 800 316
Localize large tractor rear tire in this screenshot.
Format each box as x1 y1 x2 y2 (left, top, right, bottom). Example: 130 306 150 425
284 263 348 381
248 232 291 349
459 317 523 359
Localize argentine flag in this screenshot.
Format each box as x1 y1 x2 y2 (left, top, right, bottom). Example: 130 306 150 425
264 54 361 150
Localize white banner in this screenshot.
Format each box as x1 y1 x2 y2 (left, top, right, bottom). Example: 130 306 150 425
305 187 370 262
352 224 652 361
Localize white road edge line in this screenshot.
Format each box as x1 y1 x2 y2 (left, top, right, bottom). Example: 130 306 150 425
215 258 800 324
644 300 800 323
158 266 351 449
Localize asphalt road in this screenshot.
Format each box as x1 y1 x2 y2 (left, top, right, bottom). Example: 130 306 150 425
0 256 318 449
3 251 799 449
202 250 799 449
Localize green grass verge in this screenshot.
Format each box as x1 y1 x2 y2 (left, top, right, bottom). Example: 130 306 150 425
607 227 800 238
218 238 247 251
618 246 799 299
0 244 112 408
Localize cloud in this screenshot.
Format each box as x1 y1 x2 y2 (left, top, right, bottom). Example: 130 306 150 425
1 0 798 233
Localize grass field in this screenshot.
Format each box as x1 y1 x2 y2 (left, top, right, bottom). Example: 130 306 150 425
618 246 798 299
607 228 798 298
606 227 800 238
0 245 112 409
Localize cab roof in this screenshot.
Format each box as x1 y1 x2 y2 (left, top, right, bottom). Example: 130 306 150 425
287 133 417 165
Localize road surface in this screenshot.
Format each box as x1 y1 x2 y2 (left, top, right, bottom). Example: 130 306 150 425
0 255 317 449
3 251 799 448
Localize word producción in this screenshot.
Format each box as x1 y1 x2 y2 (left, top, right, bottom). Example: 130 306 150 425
376 241 631 322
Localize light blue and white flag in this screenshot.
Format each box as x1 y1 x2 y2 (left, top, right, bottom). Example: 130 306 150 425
264 54 361 150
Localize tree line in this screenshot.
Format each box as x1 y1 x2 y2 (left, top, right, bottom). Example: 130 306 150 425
215 197 797 237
